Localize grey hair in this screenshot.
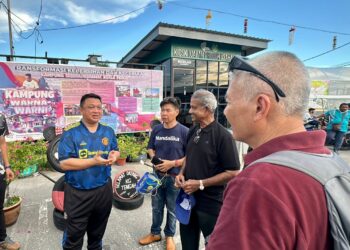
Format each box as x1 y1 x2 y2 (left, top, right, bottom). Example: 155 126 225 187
232 51 310 117
191 89 217 113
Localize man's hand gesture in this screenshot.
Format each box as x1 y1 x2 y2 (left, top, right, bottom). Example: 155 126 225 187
5 168 15 181
94 151 110 166
108 150 120 165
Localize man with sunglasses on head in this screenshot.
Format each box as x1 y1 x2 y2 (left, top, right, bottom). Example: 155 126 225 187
175 89 240 250
207 52 333 249
139 97 188 250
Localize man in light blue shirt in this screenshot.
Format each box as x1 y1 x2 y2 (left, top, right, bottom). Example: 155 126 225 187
319 103 350 153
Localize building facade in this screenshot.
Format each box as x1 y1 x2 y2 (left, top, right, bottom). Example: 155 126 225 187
120 23 270 127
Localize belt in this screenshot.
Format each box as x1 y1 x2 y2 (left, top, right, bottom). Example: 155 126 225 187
156 171 177 177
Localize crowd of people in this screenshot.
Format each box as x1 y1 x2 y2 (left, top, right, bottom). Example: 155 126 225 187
0 51 348 250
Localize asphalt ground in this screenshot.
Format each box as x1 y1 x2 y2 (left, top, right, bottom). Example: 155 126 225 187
6 149 350 250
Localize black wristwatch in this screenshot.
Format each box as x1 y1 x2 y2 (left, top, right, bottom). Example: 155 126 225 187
4 165 11 170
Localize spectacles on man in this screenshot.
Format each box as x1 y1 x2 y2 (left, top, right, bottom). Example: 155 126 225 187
228 56 286 102
193 128 201 144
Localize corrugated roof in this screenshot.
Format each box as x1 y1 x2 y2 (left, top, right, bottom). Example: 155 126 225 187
120 22 271 64
157 22 270 42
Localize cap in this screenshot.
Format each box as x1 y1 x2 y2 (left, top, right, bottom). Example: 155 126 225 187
175 189 196 225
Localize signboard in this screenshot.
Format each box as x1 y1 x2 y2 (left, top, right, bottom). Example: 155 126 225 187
0 62 163 141
172 47 234 62
113 170 140 199
311 80 329 96
172 58 195 68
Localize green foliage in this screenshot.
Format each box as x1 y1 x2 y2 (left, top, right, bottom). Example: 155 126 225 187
117 133 149 160
4 195 20 208
5 180 20 208
7 139 47 173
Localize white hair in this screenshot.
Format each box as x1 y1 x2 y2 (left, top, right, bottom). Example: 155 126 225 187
232 51 310 117
191 89 217 113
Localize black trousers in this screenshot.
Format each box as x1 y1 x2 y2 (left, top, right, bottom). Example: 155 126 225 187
63 178 112 250
0 174 6 241
179 209 218 250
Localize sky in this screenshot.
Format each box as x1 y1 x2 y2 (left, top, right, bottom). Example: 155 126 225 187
0 0 349 68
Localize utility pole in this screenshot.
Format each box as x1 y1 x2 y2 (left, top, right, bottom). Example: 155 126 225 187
7 0 14 61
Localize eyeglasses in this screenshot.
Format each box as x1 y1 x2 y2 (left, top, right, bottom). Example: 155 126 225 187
193 128 201 144
228 56 286 102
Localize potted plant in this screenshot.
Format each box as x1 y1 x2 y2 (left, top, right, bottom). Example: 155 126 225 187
132 133 149 162
116 135 129 166
7 138 47 177
4 181 22 227
116 134 149 165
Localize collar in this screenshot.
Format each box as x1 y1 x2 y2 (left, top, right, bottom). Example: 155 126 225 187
244 130 331 167
198 120 216 133
80 120 100 133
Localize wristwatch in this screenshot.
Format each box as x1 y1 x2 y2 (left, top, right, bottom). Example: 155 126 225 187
199 180 205 190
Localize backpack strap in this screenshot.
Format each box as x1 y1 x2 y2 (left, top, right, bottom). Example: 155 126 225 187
246 150 350 185
247 150 350 250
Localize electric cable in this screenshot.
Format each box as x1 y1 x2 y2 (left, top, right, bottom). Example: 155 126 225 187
303 40 350 62
168 1 350 36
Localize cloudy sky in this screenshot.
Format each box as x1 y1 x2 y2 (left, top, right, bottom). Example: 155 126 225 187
0 0 349 67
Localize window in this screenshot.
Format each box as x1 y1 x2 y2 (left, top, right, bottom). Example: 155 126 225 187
207 87 218 101
196 60 207 87
178 103 192 128
208 61 218 87
217 105 229 127
218 88 227 104
162 59 171 97
174 68 194 103
219 62 229 86
174 68 194 87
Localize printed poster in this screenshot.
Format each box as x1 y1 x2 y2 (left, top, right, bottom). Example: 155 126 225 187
0 62 163 141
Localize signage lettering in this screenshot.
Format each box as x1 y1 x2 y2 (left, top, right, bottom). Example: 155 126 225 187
173 48 234 61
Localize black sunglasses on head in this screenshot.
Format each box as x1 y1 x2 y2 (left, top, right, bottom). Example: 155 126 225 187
228 56 286 102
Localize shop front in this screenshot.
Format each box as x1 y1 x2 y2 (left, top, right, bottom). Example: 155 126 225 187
120 23 270 127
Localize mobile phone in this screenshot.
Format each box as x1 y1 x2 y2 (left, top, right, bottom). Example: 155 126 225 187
151 157 163 165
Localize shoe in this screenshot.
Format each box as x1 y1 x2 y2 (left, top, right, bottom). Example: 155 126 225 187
166 237 175 250
138 233 161 245
0 236 20 250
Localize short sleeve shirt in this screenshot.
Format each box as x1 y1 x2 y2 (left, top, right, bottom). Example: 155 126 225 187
184 121 240 216
148 123 188 175
325 109 350 132
58 121 118 189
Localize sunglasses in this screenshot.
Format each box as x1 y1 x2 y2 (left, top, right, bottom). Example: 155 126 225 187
193 128 202 144
161 97 180 108
228 56 286 102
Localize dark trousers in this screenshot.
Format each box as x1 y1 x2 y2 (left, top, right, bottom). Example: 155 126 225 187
179 209 218 250
0 174 6 241
62 178 112 250
326 130 346 151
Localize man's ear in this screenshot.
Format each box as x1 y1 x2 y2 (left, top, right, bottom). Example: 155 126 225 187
253 94 271 121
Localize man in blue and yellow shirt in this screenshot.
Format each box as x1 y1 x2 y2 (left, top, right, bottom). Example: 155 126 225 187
58 93 119 250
